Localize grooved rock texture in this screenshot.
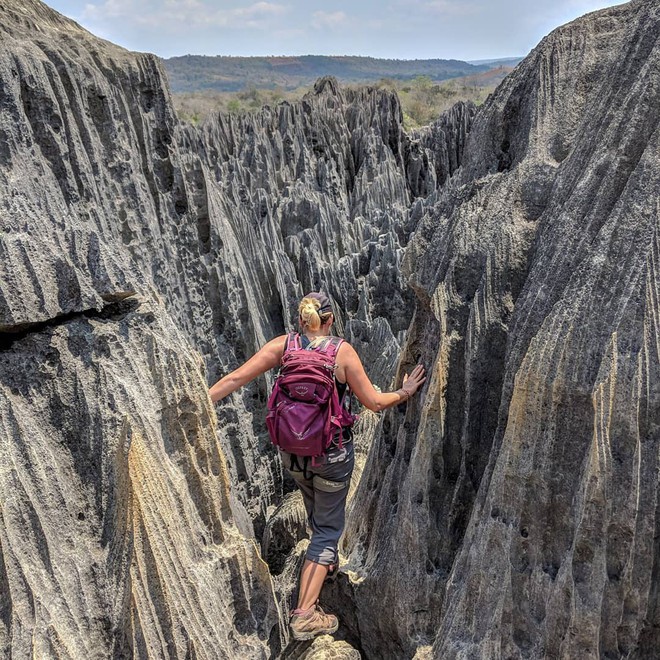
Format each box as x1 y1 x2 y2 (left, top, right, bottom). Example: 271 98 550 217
2 0 657 657
343 0 660 658
0 0 474 534
0 0 473 657
0 298 279 658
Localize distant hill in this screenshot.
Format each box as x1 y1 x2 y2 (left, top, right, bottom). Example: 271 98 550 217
454 65 516 88
162 55 494 93
468 57 524 67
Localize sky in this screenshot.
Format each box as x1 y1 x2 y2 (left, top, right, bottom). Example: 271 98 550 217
44 0 628 61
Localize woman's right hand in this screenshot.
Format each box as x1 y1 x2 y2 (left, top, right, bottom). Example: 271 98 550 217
401 364 426 398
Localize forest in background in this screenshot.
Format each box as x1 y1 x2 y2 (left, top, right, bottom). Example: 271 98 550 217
170 66 514 130
162 54 522 93
163 54 521 129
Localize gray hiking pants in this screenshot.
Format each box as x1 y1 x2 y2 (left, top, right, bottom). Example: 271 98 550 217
280 443 355 566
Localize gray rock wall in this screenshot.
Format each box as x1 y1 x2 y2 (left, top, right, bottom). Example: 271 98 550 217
2 0 657 657
343 0 660 657
0 298 279 658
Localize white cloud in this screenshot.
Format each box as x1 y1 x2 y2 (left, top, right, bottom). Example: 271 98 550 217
234 2 288 17
422 0 477 15
311 10 348 29
83 0 138 20
83 0 289 29
58 0 626 59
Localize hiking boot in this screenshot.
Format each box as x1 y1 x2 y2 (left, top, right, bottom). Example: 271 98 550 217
289 603 339 641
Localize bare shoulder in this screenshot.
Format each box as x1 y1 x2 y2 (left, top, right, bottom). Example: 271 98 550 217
267 334 288 353
337 338 354 351
271 334 289 346
247 334 287 371
337 339 359 362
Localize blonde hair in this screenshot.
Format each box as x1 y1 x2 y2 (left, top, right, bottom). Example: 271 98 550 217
299 297 332 331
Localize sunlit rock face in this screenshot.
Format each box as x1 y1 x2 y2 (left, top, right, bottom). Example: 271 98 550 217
0 299 279 658
4 0 654 656
0 3 278 656
343 0 660 658
0 0 477 656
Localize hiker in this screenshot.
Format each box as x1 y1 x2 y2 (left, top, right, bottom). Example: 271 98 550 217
209 292 425 640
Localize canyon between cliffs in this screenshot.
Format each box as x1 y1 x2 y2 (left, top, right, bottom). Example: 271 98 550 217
0 0 659 658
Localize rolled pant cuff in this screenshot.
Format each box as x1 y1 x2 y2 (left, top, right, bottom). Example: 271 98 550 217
305 548 337 566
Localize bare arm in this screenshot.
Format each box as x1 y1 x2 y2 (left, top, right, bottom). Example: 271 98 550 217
341 343 425 412
209 335 287 403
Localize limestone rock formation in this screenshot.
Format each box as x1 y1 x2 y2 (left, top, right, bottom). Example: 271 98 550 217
2 0 658 657
0 0 467 657
343 0 660 657
0 297 279 658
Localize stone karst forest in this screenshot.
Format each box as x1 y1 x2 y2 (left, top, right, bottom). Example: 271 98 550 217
0 0 659 658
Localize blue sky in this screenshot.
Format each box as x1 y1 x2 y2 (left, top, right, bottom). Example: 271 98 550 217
44 0 628 60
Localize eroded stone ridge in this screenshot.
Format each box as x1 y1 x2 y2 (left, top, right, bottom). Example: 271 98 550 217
0 297 279 658
343 0 660 657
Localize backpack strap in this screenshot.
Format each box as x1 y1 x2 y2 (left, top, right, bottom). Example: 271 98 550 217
285 332 302 353
317 336 343 359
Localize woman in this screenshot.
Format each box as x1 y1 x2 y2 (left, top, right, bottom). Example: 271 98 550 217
209 292 425 641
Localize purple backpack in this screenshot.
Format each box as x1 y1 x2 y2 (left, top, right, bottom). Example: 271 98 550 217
266 333 355 461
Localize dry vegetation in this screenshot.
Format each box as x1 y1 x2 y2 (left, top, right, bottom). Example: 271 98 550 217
163 54 497 93
172 86 305 124
171 68 512 130
378 75 497 129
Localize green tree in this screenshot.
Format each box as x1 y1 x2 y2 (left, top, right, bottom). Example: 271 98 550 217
226 98 241 114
